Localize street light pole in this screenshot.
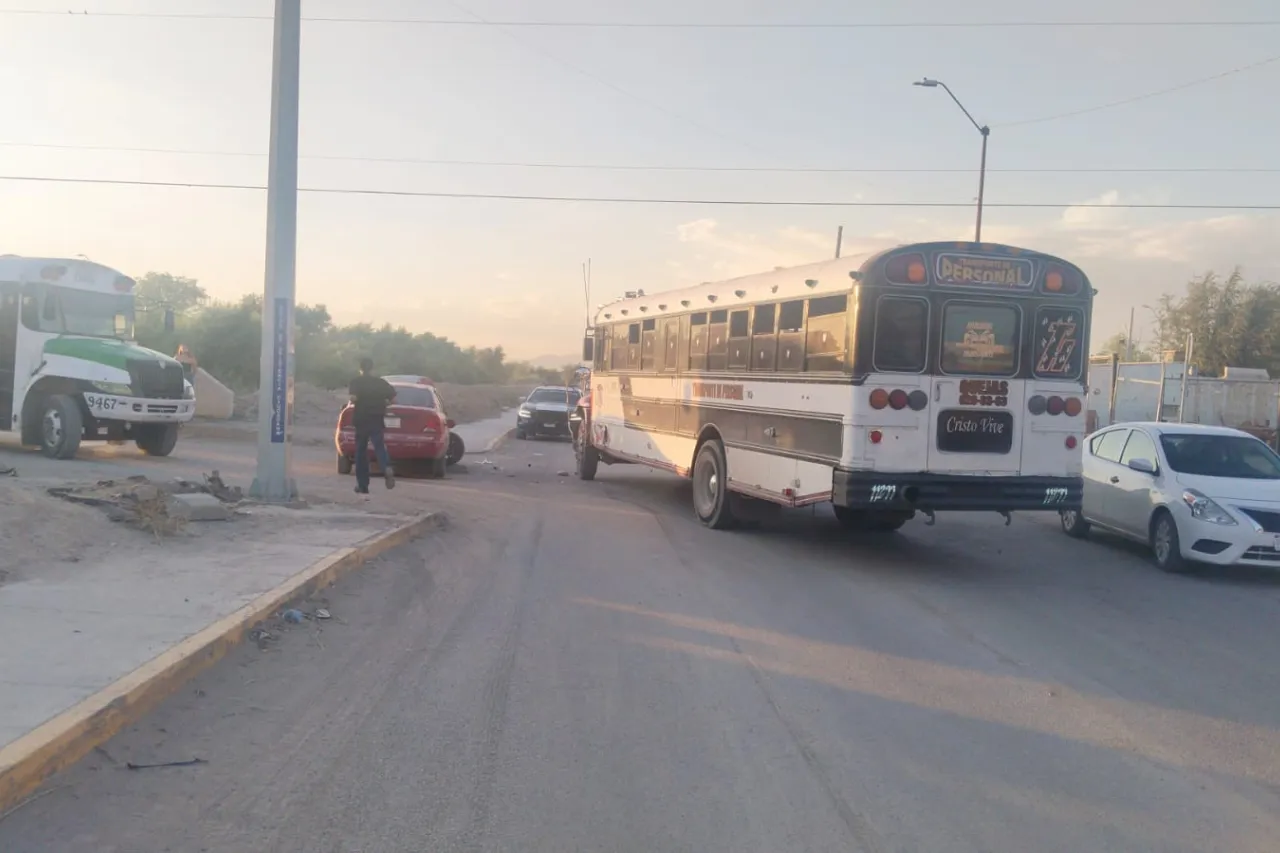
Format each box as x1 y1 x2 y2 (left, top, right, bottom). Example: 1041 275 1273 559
249 0 302 503
914 78 990 242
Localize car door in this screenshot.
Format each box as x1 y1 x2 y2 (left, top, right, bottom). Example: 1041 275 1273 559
1083 427 1130 526
1111 428 1161 537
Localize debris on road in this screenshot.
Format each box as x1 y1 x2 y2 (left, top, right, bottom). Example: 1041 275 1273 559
46 472 246 537
315 608 332 620
282 609 306 624
125 758 206 771
0 466 15 477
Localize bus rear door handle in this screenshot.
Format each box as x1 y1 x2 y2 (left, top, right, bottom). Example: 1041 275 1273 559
934 385 941 402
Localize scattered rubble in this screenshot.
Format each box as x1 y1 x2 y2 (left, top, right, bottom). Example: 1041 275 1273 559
47 471 246 537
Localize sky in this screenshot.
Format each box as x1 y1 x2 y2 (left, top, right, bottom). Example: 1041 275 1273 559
3 0 1280 361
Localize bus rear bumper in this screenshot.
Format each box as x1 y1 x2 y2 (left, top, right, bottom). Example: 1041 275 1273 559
832 470 1082 513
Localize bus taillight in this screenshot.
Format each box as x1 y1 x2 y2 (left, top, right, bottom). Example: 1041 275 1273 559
869 430 883 444
886 253 928 285
1029 395 1083 416
1065 435 1078 449
870 388 928 411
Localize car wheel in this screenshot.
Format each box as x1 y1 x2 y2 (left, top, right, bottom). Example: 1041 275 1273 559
337 454 352 475
691 439 736 530
1060 509 1091 538
515 428 526 440
428 455 447 479
446 432 465 466
39 394 83 460
1151 510 1189 573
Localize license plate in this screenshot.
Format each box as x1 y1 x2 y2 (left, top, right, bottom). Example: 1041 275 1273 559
543 422 557 428
384 416 400 429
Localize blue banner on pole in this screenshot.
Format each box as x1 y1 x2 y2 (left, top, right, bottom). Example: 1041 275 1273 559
270 298 289 443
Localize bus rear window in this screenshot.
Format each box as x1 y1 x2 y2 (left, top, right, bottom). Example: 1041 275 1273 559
941 302 1019 377
873 297 927 372
1033 306 1084 379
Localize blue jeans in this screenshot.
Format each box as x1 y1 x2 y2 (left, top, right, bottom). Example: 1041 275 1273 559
354 425 391 491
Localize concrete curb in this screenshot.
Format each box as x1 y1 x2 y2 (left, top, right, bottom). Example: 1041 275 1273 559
0 511 446 814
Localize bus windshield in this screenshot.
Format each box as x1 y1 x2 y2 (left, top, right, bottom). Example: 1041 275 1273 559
56 287 135 339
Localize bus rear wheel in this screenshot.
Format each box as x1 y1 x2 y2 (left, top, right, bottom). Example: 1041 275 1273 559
692 439 736 530
136 424 179 457
39 394 83 460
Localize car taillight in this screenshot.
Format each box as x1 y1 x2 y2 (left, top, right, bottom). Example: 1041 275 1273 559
1028 395 1082 416
422 412 443 435
870 388 927 411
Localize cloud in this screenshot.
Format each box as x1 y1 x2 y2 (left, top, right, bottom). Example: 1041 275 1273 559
669 198 1280 341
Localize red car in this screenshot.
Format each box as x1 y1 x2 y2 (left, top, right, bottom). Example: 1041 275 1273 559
335 377 456 479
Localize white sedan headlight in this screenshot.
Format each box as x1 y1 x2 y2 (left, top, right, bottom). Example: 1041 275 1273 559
1181 489 1236 525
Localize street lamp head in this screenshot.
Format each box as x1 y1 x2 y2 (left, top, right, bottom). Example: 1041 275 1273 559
913 78 940 88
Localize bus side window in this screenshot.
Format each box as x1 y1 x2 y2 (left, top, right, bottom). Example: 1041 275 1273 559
640 319 657 371
611 323 628 370
751 303 777 371
627 323 642 369
776 300 805 372
597 327 609 370
20 293 41 331
707 309 729 371
689 312 709 371
873 296 928 372
727 310 749 370
805 294 848 372
661 318 679 372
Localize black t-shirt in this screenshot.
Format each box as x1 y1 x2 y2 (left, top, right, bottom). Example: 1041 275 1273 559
348 373 396 429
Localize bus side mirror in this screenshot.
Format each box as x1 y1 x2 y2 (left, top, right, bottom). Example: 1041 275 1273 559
581 336 594 362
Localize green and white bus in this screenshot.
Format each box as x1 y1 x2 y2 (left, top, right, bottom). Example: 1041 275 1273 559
0 255 195 459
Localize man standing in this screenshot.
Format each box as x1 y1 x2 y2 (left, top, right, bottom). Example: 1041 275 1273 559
348 357 397 494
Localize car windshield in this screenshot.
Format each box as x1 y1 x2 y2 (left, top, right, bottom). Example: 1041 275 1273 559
528 388 578 405
390 384 436 409
1159 433 1280 480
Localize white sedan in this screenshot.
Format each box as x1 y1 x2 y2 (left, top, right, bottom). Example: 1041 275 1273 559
1059 422 1280 572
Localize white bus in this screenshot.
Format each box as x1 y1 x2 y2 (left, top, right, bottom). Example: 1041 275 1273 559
0 256 195 459
572 241 1094 530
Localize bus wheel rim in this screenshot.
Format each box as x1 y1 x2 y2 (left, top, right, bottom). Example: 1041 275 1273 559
43 409 63 447
693 453 719 517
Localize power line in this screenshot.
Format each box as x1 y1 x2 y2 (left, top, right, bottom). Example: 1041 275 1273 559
5 10 1280 28
437 0 768 158
2 173 1277 210
3 140 1279 174
996 52 1280 127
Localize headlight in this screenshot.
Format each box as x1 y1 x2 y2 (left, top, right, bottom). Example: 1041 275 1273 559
92 382 133 396
518 407 531 417
1181 489 1237 525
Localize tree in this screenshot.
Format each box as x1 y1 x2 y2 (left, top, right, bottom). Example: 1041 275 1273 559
1152 268 1280 377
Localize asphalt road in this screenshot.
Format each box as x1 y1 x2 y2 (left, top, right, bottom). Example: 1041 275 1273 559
2 435 1279 852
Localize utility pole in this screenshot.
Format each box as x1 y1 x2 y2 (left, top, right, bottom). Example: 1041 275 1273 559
250 0 302 503
913 78 989 242
834 226 844 259
1125 306 1134 362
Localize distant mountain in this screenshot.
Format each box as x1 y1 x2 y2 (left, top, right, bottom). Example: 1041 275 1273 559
526 353 580 369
